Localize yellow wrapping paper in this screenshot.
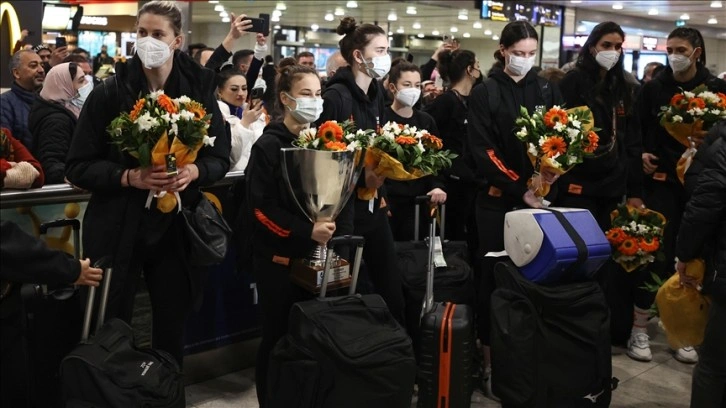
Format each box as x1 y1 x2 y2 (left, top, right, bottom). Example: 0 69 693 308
149 131 202 213
358 147 428 200
655 259 711 349
526 155 567 198
663 119 703 148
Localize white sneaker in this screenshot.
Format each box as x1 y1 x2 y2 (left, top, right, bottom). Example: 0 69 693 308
626 332 653 362
674 346 699 364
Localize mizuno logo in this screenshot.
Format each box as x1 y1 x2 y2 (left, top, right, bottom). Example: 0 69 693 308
583 389 604 403
140 361 154 376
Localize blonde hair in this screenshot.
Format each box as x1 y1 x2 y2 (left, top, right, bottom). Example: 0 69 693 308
137 1 182 36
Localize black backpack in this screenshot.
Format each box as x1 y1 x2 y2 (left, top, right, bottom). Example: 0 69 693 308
490 261 617 407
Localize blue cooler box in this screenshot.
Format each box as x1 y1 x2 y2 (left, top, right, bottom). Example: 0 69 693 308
503 208 611 284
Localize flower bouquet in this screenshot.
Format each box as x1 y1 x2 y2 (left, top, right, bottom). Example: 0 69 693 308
293 119 374 152
358 121 457 200
659 85 726 147
108 91 215 213
605 204 666 272
514 105 599 198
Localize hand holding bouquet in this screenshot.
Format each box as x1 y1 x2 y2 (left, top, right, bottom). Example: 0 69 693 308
514 105 599 198
605 204 666 272
108 91 215 213
659 85 726 147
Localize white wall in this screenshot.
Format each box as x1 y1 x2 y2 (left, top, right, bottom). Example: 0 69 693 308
456 38 501 74
704 37 726 76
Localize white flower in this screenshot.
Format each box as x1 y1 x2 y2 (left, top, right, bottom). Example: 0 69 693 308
202 135 216 146
300 127 317 140
567 128 580 141
629 221 637 230
672 115 684 123
382 131 395 142
697 91 718 104
346 140 360 151
687 107 704 117
683 91 695 99
516 127 528 138
567 155 578 165
415 141 425 153
527 144 538 157
169 123 178 136
538 137 547 147
637 224 648 234
570 119 581 129
176 95 191 104
160 112 171 123
311 138 320 148
554 122 566 132
170 113 181 123
135 112 159 132
179 110 195 121
113 128 122 137
711 109 722 115
148 90 164 100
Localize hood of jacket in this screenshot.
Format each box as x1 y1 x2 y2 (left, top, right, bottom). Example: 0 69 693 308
325 66 381 104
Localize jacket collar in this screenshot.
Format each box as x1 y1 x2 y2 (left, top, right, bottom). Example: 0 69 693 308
11 82 38 105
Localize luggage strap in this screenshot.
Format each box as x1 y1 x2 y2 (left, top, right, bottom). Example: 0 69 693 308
542 208 588 280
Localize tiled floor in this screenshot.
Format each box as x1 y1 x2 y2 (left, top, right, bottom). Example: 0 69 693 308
185 318 695 407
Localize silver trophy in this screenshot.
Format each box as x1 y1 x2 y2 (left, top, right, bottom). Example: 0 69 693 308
280 147 364 292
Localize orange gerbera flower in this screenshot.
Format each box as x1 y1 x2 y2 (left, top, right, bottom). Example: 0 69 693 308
422 133 443 150
687 97 706 110
584 131 599 153
618 238 639 256
670 93 686 107
323 141 347 151
638 237 660 252
130 98 146 121
605 227 626 245
395 136 418 145
541 136 567 157
318 121 344 142
157 94 178 114
543 107 568 128
185 101 206 119
716 92 726 108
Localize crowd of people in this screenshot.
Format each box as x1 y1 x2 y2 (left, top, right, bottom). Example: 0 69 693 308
1 1 726 407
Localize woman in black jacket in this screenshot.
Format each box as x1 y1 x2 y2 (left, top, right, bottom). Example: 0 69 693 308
467 20 563 396
29 61 91 184
316 16 405 326
675 120 726 408
65 0 230 376
244 64 337 407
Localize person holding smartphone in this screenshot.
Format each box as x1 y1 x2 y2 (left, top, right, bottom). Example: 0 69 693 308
216 67 267 172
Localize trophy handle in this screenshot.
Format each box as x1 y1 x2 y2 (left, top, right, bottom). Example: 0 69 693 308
319 235 365 298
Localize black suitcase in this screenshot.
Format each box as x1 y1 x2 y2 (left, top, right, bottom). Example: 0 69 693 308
397 196 475 357
491 261 617 408
416 208 475 408
268 236 417 408
60 262 184 408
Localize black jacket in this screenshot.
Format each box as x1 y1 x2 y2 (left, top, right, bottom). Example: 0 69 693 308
676 121 726 302
638 65 726 187
468 69 563 210
65 51 230 292
28 97 77 184
557 67 643 199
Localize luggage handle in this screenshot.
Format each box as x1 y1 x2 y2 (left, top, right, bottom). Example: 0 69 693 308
413 195 446 242
319 235 365 299
81 257 113 342
423 207 439 315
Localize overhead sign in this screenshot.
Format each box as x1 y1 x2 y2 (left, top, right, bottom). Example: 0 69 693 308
642 36 658 51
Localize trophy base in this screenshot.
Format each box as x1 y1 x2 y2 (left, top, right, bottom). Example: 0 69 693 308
290 258 351 294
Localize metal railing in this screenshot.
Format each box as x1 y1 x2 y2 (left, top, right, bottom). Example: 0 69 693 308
0 171 245 209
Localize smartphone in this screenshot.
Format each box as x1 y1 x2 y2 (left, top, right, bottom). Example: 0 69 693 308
248 13 270 34
56 36 67 48
165 153 178 176
442 34 451 44
250 87 264 101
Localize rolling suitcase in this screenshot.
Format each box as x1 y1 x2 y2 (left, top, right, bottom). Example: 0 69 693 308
268 235 417 408
60 260 184 408
416 208 475 408
397 196 474 358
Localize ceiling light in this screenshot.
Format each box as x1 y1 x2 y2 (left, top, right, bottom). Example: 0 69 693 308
711 1 722 7
417 33 424 38
208 0 219 3
458 10 468 20
463 32 471 38
388 31 393 36
570 0 582 3
492 35 500 41
219 11 228 18
612 3 623 10
325 13 334 21
214 4 224 11
222 17 230 23
334 8 345 16
388 12 398 21
680 13 690 20
412 22 421 29
271 14 280 22
473 21 482 29
648 8 658 15
484 29 492 35
450 27 459 33
274 24 281 29
276 2 287 10
347 1 358 8
432 30 440 36
396 27 405 34
272 10 282 17
406 6 417 15
576 24 587 32
311 24 319 31
708 17 718 24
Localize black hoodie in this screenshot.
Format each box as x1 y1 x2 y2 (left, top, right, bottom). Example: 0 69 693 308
638 65 726 186
468 68 563 210
28 97 77 184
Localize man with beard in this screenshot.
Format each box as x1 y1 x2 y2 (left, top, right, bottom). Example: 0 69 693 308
0 50 45 149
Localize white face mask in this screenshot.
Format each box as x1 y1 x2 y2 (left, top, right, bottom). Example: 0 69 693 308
284 93 324 123
394 87 421 107
668 49 696 73
135 36 175 69
361 54 391 79
71 80 93 108
595 50 620 71
507 54 536 76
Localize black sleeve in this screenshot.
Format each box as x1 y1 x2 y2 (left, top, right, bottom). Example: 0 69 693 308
0 221 79 285
205 44 232 72
420 59 437 84
637 81 658 154
246 57 264 90
35 114 73 185
625 100 644 200
558 71 585 108
422 92 450 130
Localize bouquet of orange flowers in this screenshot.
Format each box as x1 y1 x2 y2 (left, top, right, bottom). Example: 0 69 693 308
358 121 456 200
659 85 726 147
293 120 374 152
108 91 215 213
514 105 599 197
605 204 666 272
